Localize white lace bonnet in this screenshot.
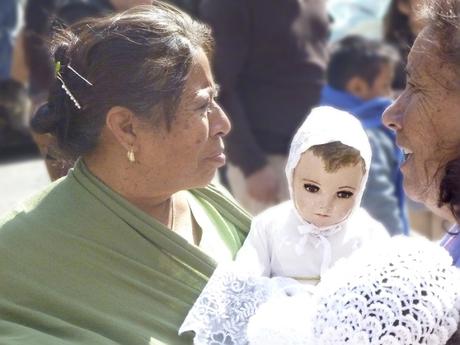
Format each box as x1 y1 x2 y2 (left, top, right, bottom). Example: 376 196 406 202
285 106 372 207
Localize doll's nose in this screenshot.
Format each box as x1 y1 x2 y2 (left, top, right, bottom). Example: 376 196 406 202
319 198 334 212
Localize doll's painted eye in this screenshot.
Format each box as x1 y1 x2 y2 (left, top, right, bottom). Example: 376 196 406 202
337 191 353 199
304 183 319 193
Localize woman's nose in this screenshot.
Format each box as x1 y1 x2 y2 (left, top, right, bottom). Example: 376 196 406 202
382 97 403 132
210 101 231 137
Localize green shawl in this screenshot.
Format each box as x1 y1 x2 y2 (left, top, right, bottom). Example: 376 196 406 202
0 161 251 345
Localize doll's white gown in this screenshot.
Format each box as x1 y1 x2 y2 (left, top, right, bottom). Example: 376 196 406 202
235 199 388 284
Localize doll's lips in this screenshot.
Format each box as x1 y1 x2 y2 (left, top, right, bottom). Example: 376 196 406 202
315 213 330 218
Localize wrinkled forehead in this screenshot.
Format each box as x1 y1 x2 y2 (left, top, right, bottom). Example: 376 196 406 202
408 26 441 67
408 26 460 89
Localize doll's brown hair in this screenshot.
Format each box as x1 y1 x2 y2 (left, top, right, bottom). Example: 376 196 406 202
310 141 366 174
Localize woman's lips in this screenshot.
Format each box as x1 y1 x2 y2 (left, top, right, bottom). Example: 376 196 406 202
396 141 413 168
400 148 413 169
207 151 226 165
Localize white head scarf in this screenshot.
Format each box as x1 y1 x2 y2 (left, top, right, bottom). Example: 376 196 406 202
285 106 373 271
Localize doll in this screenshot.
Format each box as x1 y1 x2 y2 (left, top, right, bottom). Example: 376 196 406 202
235 106 388 284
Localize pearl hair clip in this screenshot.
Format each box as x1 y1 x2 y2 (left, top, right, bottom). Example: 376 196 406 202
55 61 93 110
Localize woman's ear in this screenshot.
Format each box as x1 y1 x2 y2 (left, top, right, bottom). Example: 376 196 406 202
345 77 371 100
105 106 138 151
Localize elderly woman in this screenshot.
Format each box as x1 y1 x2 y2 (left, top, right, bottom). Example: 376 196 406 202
382 0 460 268
0 3 250 345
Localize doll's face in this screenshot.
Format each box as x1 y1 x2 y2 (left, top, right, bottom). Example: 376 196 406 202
293 150 364 228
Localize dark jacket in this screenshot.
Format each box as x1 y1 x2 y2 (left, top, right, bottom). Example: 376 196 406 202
199 0 329 175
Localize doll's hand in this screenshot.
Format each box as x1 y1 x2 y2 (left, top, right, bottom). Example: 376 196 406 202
246 165 280 204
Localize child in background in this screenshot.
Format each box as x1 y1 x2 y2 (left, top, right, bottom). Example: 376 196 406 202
235 106 388 285
320 35 408 236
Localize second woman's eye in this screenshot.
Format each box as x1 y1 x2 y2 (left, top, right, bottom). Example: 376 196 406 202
304 183 319 193
337 191 353 199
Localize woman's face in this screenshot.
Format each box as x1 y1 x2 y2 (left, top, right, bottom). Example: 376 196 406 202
382 27 460 210
134 49 231 193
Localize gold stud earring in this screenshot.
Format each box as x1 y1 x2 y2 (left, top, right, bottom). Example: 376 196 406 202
127 149 135 163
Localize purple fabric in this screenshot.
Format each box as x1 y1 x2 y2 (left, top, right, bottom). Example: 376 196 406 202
441 225 460 268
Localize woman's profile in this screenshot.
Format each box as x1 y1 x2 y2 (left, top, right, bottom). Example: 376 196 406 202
0 3 250 344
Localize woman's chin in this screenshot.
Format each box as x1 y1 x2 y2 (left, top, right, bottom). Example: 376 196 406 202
196 170 218 187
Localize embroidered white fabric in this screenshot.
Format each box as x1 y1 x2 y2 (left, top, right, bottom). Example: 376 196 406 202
180 236 460 345
310 236 460 345
179 264 286 345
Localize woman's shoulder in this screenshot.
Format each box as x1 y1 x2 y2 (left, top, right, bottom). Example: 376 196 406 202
0 177 69 240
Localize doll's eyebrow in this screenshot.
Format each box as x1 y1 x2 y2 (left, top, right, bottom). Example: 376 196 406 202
302 179 320 185
338 186 356 190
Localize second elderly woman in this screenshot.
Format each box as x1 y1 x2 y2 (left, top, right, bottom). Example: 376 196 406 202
383 0 460 268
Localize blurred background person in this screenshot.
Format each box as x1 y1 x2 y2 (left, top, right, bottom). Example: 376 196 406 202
17 0 113 180
320 35 408 236
199 0 330 215
0 0 23 80
383 0 425 90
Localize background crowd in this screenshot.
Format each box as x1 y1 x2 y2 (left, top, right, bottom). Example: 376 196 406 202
0 0 449 238
1 1 460 344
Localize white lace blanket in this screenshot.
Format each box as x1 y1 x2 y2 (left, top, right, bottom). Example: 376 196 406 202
179 265 287 345
179 236 460 345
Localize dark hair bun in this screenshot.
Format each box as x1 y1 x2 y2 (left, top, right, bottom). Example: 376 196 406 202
30 103 60 134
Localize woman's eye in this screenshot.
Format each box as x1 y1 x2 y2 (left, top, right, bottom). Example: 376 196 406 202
200 98 217 116
197 102 211 116
304 184 319 193
337 191 353 199
406 81 420 93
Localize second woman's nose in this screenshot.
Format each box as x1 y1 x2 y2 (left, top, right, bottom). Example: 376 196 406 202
382 97 403 132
